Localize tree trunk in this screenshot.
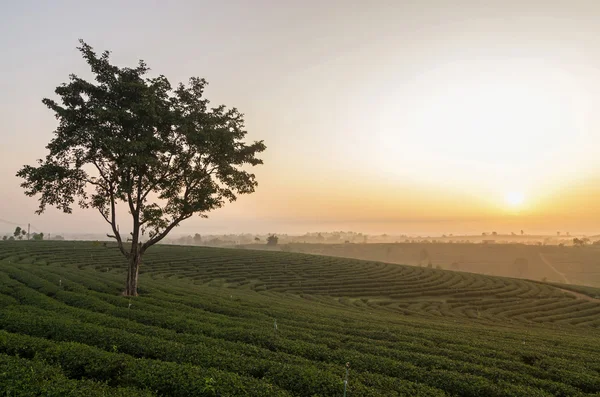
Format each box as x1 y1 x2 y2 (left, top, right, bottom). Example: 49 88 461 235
125 249 141 296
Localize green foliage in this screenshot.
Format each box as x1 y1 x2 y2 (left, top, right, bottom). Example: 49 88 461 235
267 234 279 246
13 226 25 240
32 232 44 241
0 353 153 396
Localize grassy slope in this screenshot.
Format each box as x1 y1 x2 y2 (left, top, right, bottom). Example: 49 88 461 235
241 243 600 288
0 241 599 396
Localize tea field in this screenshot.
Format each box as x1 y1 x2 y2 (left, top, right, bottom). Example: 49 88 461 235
0 241 599 396
245 243 600 288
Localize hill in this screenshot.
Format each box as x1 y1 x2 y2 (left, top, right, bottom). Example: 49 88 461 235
242 242 600 288
0 241 599 396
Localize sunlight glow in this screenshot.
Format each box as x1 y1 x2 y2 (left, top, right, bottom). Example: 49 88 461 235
373 59 588 208
505 191 525 208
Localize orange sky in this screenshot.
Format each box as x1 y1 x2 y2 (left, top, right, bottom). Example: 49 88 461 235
2 1 600 236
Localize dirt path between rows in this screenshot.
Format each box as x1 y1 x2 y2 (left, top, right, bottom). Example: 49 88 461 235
553 287 600 302
538 253 600 302
538 252 570 284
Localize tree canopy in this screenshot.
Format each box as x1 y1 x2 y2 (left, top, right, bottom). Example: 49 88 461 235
17 40 266 295
266 234 278 246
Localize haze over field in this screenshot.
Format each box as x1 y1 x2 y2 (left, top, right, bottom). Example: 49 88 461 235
2 0 600 236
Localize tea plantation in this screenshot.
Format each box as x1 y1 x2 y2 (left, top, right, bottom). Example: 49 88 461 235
0 241 599 396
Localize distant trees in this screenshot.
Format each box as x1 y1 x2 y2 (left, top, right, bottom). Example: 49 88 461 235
193 234 202 245
31 232 44 241
6 228 46 241
11 227 28 241
254 237 260 242
573 238 590 247
267 234 278 246
492 231 497 236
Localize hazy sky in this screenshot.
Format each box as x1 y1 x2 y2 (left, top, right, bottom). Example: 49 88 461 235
2 0 600 236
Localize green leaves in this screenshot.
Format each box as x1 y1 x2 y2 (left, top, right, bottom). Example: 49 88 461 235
17 162 88 215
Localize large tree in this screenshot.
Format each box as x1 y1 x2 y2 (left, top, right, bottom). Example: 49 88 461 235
17 41 266 296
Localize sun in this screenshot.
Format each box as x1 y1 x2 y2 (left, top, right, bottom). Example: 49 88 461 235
504 192 525 208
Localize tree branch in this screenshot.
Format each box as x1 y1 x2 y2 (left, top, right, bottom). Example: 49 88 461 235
141 213 192 253
98 189 128 258
90 160 128 257
140 153 175 202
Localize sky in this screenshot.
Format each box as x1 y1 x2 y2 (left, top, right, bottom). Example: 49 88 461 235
1 0 600 236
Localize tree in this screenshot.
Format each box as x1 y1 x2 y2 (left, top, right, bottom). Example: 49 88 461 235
8 236 15 241
2 236 6 241
266 234 278 246
32 232 44 241
572 238 589 247
16 41 266 296
13 227 22 240
192 233 202 245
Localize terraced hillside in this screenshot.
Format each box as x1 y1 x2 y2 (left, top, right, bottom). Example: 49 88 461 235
1 241 600 396
251 243 600 288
